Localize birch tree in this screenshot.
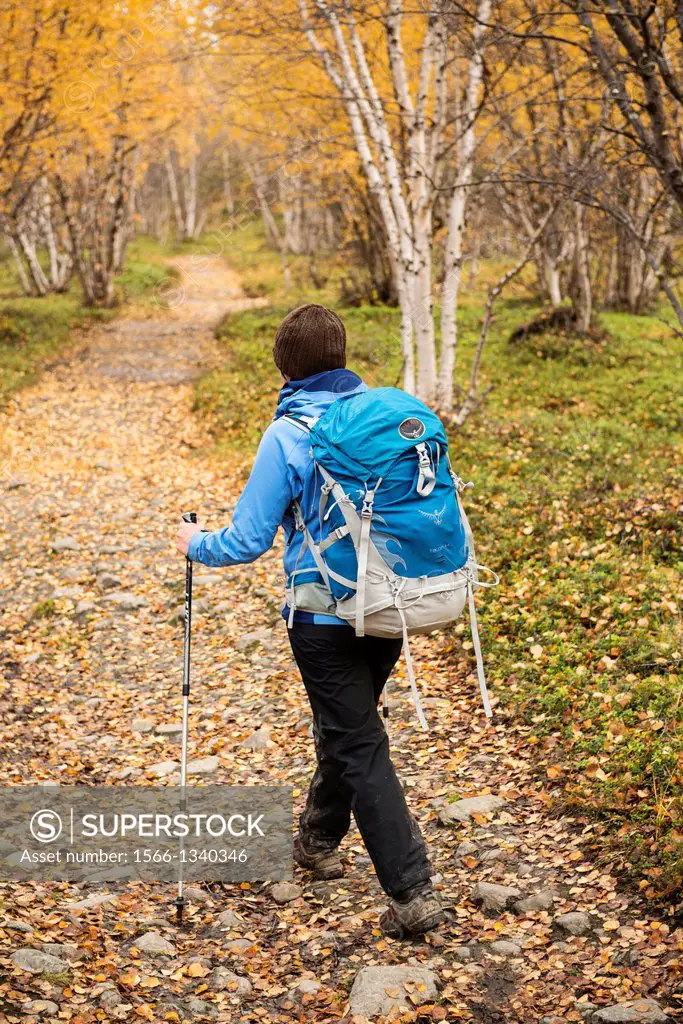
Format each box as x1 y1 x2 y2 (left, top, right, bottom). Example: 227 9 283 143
298 0 493 409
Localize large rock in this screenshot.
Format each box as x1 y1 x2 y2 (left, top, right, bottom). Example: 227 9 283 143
147 760 179 778
132 719 155 734
51 537 80 552
513 889 556 914
210 967 252 998
271 882 302 904
105 592 147 611
51 587 82 601
349 965 439 1018
236 629 272 651
100 989 124 1009
7 920 33 933
22 1000 59 1016
185 997 218 1018
187 755 219 775
487 939 522 957
214 909 244 930
155 723 183 736
591 1000 669 1023
472 882 523 913
554 911 593 936
240 726 272 751
65 893 117 910
97 573 121 590
10 948 70 974
436 794 506 824
289 977 321 1001
134 931 175 956
41 942 80 961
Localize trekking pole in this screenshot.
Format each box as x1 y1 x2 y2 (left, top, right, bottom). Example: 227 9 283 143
175 511 196 926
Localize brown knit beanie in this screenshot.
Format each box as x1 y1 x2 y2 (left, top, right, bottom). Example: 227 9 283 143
273 304 346 380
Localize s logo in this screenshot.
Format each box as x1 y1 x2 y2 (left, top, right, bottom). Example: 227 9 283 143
30 809 63 843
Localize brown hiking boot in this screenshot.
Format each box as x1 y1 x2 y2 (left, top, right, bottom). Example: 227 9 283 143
293 835 344 880
379 887 445 938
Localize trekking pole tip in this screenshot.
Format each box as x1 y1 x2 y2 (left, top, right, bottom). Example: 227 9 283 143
175 896 185 926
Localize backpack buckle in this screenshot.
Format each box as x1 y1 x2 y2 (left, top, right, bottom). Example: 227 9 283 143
361 488 375 519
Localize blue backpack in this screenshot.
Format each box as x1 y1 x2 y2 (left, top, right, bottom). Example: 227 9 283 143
284 387 498 727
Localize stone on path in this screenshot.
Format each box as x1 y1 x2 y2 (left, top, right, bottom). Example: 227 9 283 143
289 977 321 1000
100 989 124 1009
187 755 219 775
455 840 478 861
41 942 80 961
591 1000 669 1023
7 920 33 933
215 909 244 929
186 997 218 1017
195 573 223 585
236 629 272 651
51 537 80 552
65 893 117 910
349 965 439 1018
271 881 302 904
51 586 82 600
75 600 95 616
97 572 121 590
155 722 183 736
134 931 175 956
104 591 147 610
487 939 522 956
182 885 210 903
132 718 155 734
10 948 70 974
240 726 272 751
210 967 252 998
225 938 254 955
555 911 593 936
472 881 523 913
23 1000 59 1016
436 794 506 824
147 760 179 778
513 889 556 914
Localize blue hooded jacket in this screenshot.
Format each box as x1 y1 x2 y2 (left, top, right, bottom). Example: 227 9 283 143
187 368 367 624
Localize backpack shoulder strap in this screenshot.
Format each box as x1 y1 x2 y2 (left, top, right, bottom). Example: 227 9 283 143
281 414 317 432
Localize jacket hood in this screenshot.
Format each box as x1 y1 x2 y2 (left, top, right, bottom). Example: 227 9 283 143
274 368 366 422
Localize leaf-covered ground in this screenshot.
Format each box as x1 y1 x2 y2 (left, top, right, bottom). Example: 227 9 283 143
0 256 681 1023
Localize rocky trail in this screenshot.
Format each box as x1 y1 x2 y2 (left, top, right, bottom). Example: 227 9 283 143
0 257 679 1023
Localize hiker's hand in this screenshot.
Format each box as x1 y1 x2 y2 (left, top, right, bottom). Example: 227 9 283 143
176 521 203 557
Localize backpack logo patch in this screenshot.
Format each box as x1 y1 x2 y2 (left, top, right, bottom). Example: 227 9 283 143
398 417 425 440
419 503 447 526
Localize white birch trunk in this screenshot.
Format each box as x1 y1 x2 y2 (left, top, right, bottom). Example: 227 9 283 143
165 151 185 241
185 149 198 239
437 0 491 412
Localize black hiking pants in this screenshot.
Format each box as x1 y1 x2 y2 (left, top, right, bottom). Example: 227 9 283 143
288 623 432 899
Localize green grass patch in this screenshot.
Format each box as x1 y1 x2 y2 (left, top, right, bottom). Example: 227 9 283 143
195 223 682 895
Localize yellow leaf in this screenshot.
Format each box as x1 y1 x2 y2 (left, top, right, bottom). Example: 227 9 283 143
187 962 210 978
